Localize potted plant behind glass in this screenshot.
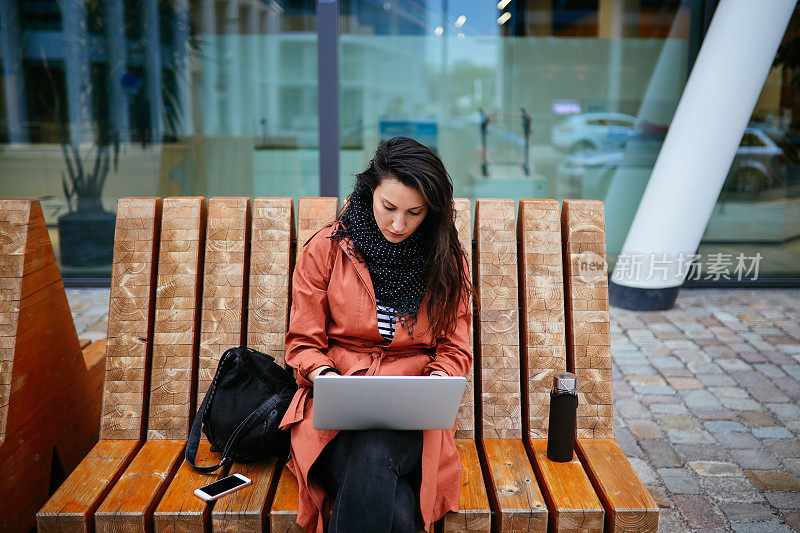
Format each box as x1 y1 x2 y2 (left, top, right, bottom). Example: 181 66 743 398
57 130 120 267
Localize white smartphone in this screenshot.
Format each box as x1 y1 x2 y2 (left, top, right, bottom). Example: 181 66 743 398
193 473 252 501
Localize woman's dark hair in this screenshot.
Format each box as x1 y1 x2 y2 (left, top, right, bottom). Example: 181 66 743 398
339 136 474 338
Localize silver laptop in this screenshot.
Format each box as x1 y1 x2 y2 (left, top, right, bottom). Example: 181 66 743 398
313 375 467 430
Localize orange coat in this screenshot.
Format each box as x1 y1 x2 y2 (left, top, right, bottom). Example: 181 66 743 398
279 224 473 533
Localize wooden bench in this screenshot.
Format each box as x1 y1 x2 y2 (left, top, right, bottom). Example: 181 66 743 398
37 195 658 533
0 199 105 532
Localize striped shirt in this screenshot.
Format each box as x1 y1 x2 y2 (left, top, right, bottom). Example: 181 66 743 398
376 299 397 341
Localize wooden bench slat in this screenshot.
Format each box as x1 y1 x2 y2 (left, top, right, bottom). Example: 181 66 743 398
247 198 294 365
148 197 206 441
481 439 547 532
442 439 491 533
528 439 604 532
518 199 567 440
576 439 659 533
561 200 614 440
37 440 140 533
94 439 185 532
212 457 280 532
475 199 522 440
453 198 475 440
101 198 161 441
270 466 302 533
153 440 223 533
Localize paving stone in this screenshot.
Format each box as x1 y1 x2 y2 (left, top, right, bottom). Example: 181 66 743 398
754 363 787 378
650 403 688 415
680 389 723 409
698 476 764 503
782 365 800 381
650 356 684 369
710 386 750 399
767 403 800 420
705 420 747 433
668 429 716 445
752 427 795 439
720 502 779 523
774 377 800 401
674 443 732 462
615 427 644 458
765 492 800 509
640 394 681 405
690 460 743 477
659 367 693 377
731 521 793 533
646 485 672 508
765 439 800 459
745 470 800 492
664 376 703 390
783 458 800 478
688 360 724 374
634 385 678 395
719 432 763 450
627 456 658 485
764 351 797 365
720 397 764 411
672 494 728 529
697 373 738 386
737 410 781 427
657 508 689 533
615 398 650 418
780 510 800 532
732 370 772 387
640 439 683 468
659 469 702 494
747 383 792 403
628 419 664 440
692 407 737 420
739 351 770 364
729 449 781 470
657 414 701 431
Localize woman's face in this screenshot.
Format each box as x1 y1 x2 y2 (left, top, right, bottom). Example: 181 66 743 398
372 177 428 243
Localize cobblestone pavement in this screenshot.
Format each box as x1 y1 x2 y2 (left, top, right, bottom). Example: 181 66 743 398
66 287 800 532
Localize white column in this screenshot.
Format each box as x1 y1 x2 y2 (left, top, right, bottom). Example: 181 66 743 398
143 0 163 142
106 0 130 143
0 0 28 143
602 0 688 256
62 0 91 146
172 0 193 136
610 0 796 308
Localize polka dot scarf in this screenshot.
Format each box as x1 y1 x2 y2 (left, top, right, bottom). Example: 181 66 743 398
330 184 430 338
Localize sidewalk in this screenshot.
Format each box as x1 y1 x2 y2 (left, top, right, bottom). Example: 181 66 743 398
66 287 800 532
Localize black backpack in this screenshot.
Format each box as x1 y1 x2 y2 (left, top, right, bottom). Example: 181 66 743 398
186 346 297 472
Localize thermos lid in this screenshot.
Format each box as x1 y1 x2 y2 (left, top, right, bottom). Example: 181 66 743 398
552 372 578 393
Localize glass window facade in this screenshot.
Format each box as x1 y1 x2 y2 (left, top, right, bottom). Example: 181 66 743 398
0 0 798 283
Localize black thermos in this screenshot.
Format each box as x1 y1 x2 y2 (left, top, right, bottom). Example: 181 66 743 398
547 372 579 462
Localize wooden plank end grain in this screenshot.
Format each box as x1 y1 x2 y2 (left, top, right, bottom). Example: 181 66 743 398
37 440 140 533
474 199 522 441
561 200 614 440
528 439 604 533
518 199 566 440
296 197 338 255
442 439 490 533
248 198 294 367
481 438 547 532
576 439 659 533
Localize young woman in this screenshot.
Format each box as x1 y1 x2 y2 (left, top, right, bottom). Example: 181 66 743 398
280 136 474 533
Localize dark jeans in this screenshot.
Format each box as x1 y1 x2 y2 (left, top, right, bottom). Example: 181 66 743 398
313 429 423 533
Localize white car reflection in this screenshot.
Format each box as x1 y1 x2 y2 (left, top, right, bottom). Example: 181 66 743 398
551 113 637 154
557 128 787 199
